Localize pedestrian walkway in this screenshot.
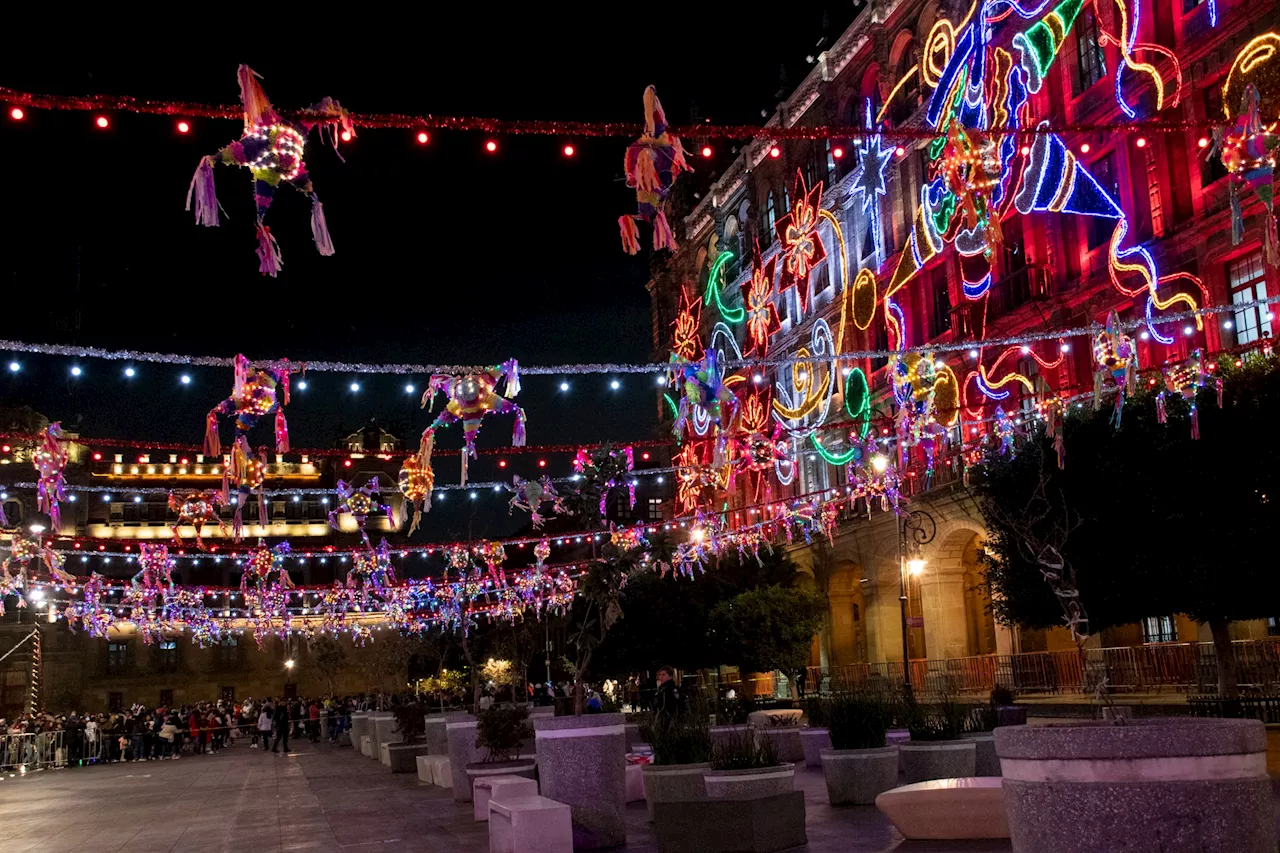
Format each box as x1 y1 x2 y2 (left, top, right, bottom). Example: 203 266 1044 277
0 738 1011 853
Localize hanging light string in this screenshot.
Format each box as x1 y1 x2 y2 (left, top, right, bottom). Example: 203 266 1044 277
0 295 1268 377
0 85 1223 140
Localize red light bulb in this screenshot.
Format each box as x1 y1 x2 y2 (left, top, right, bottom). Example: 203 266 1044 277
563 144 575 157
95 116 109 129
416 131 429 144
1135 137 1146 148
1197 137 1210 149
9 107 24 121
498 460 508 468
485 140 498 153
895 146 906 156
92 452 102 461
701 146 713 158
343 459 352 468
832 147 844 159
340 130 352 142
177 121 190 134
768 146 780 158
538 459 547 468
1079 142 1091 154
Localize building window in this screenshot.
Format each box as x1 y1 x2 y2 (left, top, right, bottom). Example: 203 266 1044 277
218 636 239 667
1201 88 1230 186
1073 8 1107 96
1087 155 1118 250
1142 616 1178 644
157 640 178 673
1229 252 1272 345
222 686 236 703
929 266 952 338
107 642 128 675
1268 617 1280 637
647 497 663 521
766 191 778 237
159 689 174 708
825 140 837 182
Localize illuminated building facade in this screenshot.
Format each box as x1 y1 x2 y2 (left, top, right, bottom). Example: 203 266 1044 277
650 0 1279 686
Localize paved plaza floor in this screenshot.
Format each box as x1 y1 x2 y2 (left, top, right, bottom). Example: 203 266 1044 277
0 739 1011 853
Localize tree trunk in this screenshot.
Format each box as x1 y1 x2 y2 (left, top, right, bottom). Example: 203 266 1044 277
574 649 592 717
460 633 480 715
1209 617 1239 699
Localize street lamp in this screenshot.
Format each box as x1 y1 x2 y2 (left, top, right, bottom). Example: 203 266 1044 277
898 509 936 692
284 659 295 670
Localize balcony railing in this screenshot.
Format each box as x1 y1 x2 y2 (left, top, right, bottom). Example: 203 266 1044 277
805 638 1280 697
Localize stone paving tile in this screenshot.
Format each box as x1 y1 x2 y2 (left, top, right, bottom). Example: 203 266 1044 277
0 738 1022 853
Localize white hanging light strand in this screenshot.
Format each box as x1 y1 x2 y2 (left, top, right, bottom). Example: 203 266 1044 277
0 296 1268 375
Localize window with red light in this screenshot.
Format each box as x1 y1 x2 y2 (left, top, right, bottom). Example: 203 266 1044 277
1229 251 1272 346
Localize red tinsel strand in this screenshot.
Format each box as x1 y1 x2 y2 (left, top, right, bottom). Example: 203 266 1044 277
0 86 1225 140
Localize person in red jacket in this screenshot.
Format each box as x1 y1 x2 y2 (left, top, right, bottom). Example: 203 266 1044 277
188 711 203 755
307 701 321 743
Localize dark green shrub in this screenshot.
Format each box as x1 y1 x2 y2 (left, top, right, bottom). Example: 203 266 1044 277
710 727 780 770
392 701 426 745
639 711 712 766
476 705 533 763
826 693 893 750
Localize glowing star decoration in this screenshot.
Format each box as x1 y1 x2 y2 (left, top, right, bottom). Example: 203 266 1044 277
939 121 1003 251
33 422 68 531
203 354 292 457
242 539 294 593
398 429 435 535
774 171 827 315
670 349 741 459
850 98 894 234
1219 84 1280 263
328 477 392 545
168 489 227 550
741 243 781 356
509 475 565 529
618 86 691 254
1092 311 1138 426
186 65 351 276
1158 349 1219 440
421 359 525 486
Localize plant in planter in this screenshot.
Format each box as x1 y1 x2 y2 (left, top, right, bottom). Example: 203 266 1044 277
475 704 534 763
799 696 833 768
704 725 794 800
900 691 976 783
392 701 426 744
820 692 898 805
639 708 713 820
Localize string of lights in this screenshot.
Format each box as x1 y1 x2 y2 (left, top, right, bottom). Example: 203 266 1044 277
0 296 1269 378
0 85 1226 141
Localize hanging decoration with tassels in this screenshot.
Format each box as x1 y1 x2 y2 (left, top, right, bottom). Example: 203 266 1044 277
618 86 690 254
1158 348 1219 440
420 360 525 486
397 430 435 535
33 422 68 531
167 489 226 550
1219 84 1280 265
328 477 392 546
203 354 293 458
1092 311 1138 427
225 436 268 541
185 65 351 276
508 475 566 529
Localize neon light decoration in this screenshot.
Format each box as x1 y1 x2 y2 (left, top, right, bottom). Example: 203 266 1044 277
850 98 894 264
741 243 781 355
672 287 704 361
703 249 744 323
1014 122 1124 218
774 171 827 314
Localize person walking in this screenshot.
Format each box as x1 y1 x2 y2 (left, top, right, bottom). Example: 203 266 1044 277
652 666 682 717
257 703 274 750
271 700 291 754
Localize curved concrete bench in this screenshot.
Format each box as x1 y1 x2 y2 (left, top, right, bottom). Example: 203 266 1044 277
875 777 1009 840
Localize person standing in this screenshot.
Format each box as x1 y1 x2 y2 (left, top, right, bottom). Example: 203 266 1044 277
307 700 321 743
652 666 682 717
271 700 291 754
258 703 274 750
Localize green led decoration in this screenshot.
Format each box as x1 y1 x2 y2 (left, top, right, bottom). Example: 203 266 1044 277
702 252 744 324
844 367 872 439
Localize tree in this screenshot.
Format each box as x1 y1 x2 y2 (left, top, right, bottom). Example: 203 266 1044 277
710 584 826 681
308 635 348 696
978 354 1280 697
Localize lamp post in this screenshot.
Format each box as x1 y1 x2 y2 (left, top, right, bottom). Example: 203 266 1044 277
898 509 936 692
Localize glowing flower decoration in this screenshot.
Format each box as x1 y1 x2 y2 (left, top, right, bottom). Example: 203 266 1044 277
774 172 827 314
672 288 703 361
740 244 780 357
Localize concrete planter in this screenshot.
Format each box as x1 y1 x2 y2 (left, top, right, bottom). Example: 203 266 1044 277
424 710 468 755
372 715 401 760
349 713 372 751
996 718 1275 853
900 739 976 783
640 762 710 821
445 716 480 802
962 732 1000 776
534 712 627 849
703 763 795 799
653 791 805 853
386 742 430 774
464 758 537 799
709 725 751 753
820 746 898 805
799 728 831 767
995 705 1027 727
757 727 804 763
625 722 642 751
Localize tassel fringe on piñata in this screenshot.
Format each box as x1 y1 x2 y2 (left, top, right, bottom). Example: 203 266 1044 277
256 225 282 277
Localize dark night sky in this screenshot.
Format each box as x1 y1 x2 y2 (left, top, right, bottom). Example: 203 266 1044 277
0 11 852 537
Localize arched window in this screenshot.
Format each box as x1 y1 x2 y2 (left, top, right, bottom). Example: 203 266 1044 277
890 42 920 125
766 191 778 236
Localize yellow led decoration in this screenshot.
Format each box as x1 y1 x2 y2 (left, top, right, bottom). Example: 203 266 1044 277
1223 33 1280 116
934 363 961 427
851 268 878 332
877 67 921 124
772 346 832 421
1106 221 1205 330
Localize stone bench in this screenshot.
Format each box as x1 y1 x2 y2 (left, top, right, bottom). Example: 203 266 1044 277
360 735 373 758
416 754 452 788
489 796 572 853
875 777 1009 840
474 775 539 821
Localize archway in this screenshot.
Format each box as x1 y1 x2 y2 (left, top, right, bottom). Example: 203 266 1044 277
919 526 986 661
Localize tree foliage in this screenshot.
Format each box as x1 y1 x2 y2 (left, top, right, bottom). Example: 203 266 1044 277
977 354 1280 693
709 583 825 676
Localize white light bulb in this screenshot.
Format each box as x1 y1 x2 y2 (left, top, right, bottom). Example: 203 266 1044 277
610 379 621 390
7 362 19 372
404 384 415 394
1183 326 1194 336
560 381 570 392
180 374 191 385
350 382 360 392
752 374 763 384
71 366 82 376
469 491 478 499
1223 320 1233 329
297 380 308 390
124 367 135 377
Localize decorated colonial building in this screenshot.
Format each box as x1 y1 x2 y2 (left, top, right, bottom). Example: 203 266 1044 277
649 0 1280 691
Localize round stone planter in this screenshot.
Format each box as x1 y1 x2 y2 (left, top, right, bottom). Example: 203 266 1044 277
900 739 976 783
444 716 480 802
996 718 1275 853
820 746 898 805
962 732 1000 776
641 762 710 821
703 763 795 799
799 728 831 767
534 712 627 849
464 758 538 798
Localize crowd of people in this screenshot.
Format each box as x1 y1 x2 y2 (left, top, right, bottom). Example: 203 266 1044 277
0 694 392 770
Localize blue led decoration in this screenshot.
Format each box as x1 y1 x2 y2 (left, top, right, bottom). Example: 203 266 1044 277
1013 122 1124 219
963 273 993 299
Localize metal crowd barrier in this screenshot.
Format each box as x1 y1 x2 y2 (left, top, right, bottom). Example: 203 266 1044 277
0 731 66 773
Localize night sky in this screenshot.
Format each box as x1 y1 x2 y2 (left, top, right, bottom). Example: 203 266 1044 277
0 11 853 538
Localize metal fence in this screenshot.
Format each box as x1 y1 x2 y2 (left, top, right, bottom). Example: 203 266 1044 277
804 638 1280 697
0 731 65 773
